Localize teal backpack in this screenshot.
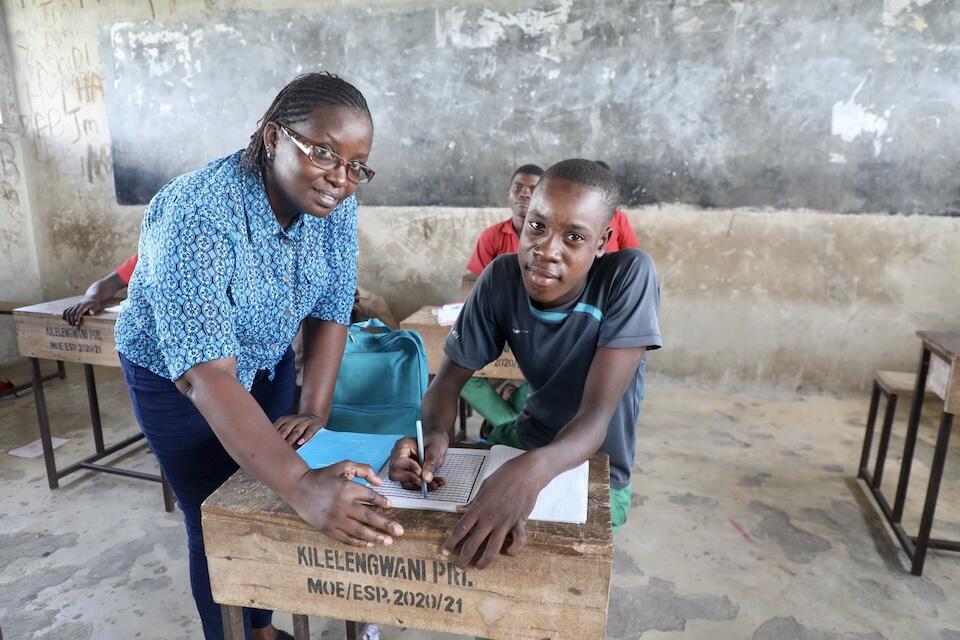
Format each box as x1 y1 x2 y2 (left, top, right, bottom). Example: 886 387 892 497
327 319 428 437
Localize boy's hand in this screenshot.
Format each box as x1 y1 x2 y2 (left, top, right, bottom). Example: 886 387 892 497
389 431 449 491
288 461 404 547
441 454 549 570
62 297 102 326
274 414 325 447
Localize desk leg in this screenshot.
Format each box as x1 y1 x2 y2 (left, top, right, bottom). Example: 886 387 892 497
30 358 59 490
893 347 930 522
858 382 881 476
161 472 176 513
873 393 898 488
292 614 310 640
221 605 245 640
345 620 361 640
84 365 105 454
458 397 468 442
911 411 954 576
56 360 66 379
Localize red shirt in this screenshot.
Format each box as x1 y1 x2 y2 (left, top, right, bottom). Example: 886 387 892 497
610 209 640 251
115 253 139 286
466 220 520 276
465 210 640 276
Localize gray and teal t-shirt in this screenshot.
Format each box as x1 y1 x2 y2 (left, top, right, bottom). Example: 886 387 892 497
444 249 662 488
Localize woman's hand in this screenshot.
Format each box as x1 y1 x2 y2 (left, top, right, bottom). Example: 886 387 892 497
388 430 449 491
62 297 102 326
287 461 404 547
274 413 325 447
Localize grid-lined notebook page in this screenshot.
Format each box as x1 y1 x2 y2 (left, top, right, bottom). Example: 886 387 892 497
375 448 489 511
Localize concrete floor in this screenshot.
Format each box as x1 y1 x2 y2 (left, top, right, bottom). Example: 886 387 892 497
0 361 958 639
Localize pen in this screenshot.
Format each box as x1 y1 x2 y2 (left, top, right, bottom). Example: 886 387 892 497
416 419 428 498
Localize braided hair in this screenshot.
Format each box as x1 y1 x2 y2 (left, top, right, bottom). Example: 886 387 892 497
242 72 371 175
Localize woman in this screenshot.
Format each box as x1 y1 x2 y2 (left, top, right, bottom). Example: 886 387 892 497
115 73 403 640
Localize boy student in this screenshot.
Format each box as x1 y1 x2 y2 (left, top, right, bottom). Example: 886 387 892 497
461 160 644 440
390 159 661 570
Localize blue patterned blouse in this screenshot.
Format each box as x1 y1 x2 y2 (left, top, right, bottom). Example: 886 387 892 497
115 151 358 389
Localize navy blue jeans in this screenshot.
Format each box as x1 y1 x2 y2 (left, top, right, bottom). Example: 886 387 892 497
120 350 295 640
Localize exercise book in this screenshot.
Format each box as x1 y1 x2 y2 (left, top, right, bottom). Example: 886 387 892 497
374 445 589 524
296 429 399 480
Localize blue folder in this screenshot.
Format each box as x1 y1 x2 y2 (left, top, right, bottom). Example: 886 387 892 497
295 429 400 478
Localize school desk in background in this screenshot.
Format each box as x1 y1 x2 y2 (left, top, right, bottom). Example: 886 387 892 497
13 297 174 511
0 300 64 400
400 306 523 442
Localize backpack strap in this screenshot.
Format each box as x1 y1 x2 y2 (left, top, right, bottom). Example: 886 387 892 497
349 318 391 334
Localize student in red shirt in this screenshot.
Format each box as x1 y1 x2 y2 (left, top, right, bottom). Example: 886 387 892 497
466 164 544 276
466 163 639 280
63 253 139 325
595 160 640 250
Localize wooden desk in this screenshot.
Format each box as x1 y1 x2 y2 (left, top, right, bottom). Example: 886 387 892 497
400 306 523 380
14 296 173 511
0 300 64 399
861 330 960 575
1 301 31 314
203 454 613 640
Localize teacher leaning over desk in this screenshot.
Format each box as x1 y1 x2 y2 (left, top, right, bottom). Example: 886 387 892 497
114 72 403 640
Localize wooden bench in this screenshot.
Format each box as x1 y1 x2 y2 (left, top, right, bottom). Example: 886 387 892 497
859 371 931 491
858 333 960 575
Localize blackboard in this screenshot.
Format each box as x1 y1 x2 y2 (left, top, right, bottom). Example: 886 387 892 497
101 1 960 214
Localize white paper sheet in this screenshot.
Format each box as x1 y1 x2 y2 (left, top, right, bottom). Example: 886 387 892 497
8 437 69 459
436 302 464 326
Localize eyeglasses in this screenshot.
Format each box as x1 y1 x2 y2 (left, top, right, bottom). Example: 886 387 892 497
275 123 375 184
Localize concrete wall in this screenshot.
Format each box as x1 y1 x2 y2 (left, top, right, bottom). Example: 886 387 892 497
1 0 958 391
0 6 43 364
360 205 960 392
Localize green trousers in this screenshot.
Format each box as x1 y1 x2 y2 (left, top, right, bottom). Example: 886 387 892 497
459 377 529 430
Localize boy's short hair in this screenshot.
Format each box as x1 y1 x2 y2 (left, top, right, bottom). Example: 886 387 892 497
543 158 620 220
594 160 611 171
511 164 545 180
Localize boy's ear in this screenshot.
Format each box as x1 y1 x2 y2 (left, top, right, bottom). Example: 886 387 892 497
596 225 613 257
